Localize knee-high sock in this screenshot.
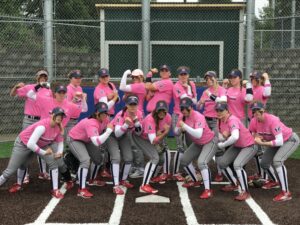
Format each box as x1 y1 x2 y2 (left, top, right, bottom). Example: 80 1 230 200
0 175 7 186
236 169 248 192
121 163 131 181
163 150 171 174
153 165 162 177
78 167 88 189
111 163 120 186
17 168 27 185
201 168 211 190
276 165 288 192
222 167 237 186
89 162 100 180
184 163 197 182
266 166 277 182
142 162 157 186
37 156 47 174
50 168 59 190
173 151 183 174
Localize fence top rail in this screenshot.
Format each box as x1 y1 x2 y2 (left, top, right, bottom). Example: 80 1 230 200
255 29 300 32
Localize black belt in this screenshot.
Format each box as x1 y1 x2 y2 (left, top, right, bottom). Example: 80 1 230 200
25 115 40 120
205 117 216 121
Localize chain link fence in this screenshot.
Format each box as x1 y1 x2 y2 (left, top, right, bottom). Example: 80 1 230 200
0 1 299 141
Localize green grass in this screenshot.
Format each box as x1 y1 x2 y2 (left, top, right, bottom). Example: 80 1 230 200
1 139 300 159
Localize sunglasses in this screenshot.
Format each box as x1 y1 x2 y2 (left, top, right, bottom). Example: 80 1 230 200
100 75 109 78
131 76 140 79
179 73 188 76
228 76 239 79
160 69 169 72
216 109 226 112
180 106 190 111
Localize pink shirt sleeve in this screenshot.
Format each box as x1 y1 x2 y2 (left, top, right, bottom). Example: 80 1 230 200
144 117 156 135
86 124 100 138
16 85 32 98
131 83 145 94
228 117 240 133
153 80 171 92
270 119 283 136
249 119 256 133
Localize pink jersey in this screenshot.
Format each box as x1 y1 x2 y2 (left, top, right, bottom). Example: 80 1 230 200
16 84 52 117
112 109 144 132
146 79 173 113
94 82 117 115
226 87 248 120
20 118 63 147
219 115 254 148
66 84 83 103
69 117 109 143
200 86 226 118
37 96 81 126
129 83 147 113
173 81 197 114
176 110 214 145
141 113 172 140
249 113 292 142
248 86 269 118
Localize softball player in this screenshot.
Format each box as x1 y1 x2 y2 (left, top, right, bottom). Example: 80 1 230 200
119 69 146 178
131 100 171 194
0 107 73 199
10 69 52 183
172 67 197 182
67 102 113 198
216 102 257 201
175 97 217 199
223 69 253 123
249 102 299 202
198 71 227 182
108 95 143 195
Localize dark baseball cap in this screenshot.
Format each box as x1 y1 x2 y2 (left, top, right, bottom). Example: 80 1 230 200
159 64 170 71
97 68 110 77
95 102 108 113
55 85 67 93
69 70 82 78
251 101 265 111
51 107 66 117
228 69 242 78
177 67 190 75
155 100 168 112
250 71 262 80
180 97 193 109
204 71 217 78
126 95 139 105
215 102 228 111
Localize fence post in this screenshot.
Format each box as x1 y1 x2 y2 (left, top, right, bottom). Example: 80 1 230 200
44 0 54 82
291 0 296 49
142 0 150 72
245 0 255 79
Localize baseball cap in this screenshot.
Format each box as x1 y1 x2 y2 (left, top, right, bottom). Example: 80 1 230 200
155 100 168 112
251 101 265 111
97 68 110 77
228 69 242 78
131 69 144 77
159 64 170 71
36 70 48 78
204 71 217 78
180 97 193 109
250 71 262 80
177 67 190 75
215 102 228 111
95 102 108 113
51 107 66 117
126 95 139 105
55 85 67 93
69 70 82 78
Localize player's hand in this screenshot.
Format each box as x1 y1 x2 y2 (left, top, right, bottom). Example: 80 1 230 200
222 79 229 87
222 131 230 139
54 152 63 159
262 72 269 80
125 117 133 126
45 147 53 155
107 123 114 130
254 136 263 145
107 92 114 100
124 69 131 77
242 80 248 87
16 82 25 89
150 68 158 74
163 124 170 131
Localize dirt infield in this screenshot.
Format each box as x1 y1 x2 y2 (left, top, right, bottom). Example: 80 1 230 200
0 158 299 225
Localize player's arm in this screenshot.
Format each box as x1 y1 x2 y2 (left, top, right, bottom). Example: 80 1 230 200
262 73 271 97
10 82 25 97
179 121 203 139
90 124 114 146
218 129 239 149
99 94 118 110
119 70 132 92
27 126 53 156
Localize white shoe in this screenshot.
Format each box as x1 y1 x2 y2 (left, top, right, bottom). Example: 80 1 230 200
129 168 144 179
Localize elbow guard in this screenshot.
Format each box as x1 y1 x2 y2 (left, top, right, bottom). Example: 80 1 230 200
146 77 152 83
209 94 217 101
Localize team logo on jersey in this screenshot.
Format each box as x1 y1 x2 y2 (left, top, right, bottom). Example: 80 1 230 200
275 127 281 132
177 89 181 94
148 125 152 130
158 84 164 88
197 122 202 127
100 90 104 94
231 124 236 129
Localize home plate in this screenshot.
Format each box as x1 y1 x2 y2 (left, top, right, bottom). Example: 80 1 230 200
136 195 170 203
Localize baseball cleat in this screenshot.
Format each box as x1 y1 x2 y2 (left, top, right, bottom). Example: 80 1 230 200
139 184 158 194
182 181 201 188
262 180 280 190
120 180 134 188
23 175 30 184
273 191 292 202
113 186 124 195
129 168 144 179
38 172 51 181
100 168 112 178
234 191 250 201
8 183 22 193
65 181 74 190
199 189 213 199
248 174 260 183
214 174 224 182
77 188 93 199
88 179 106 187
221 184 239 192
150 173 169 184
173 173 185 182
51 189 64 199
